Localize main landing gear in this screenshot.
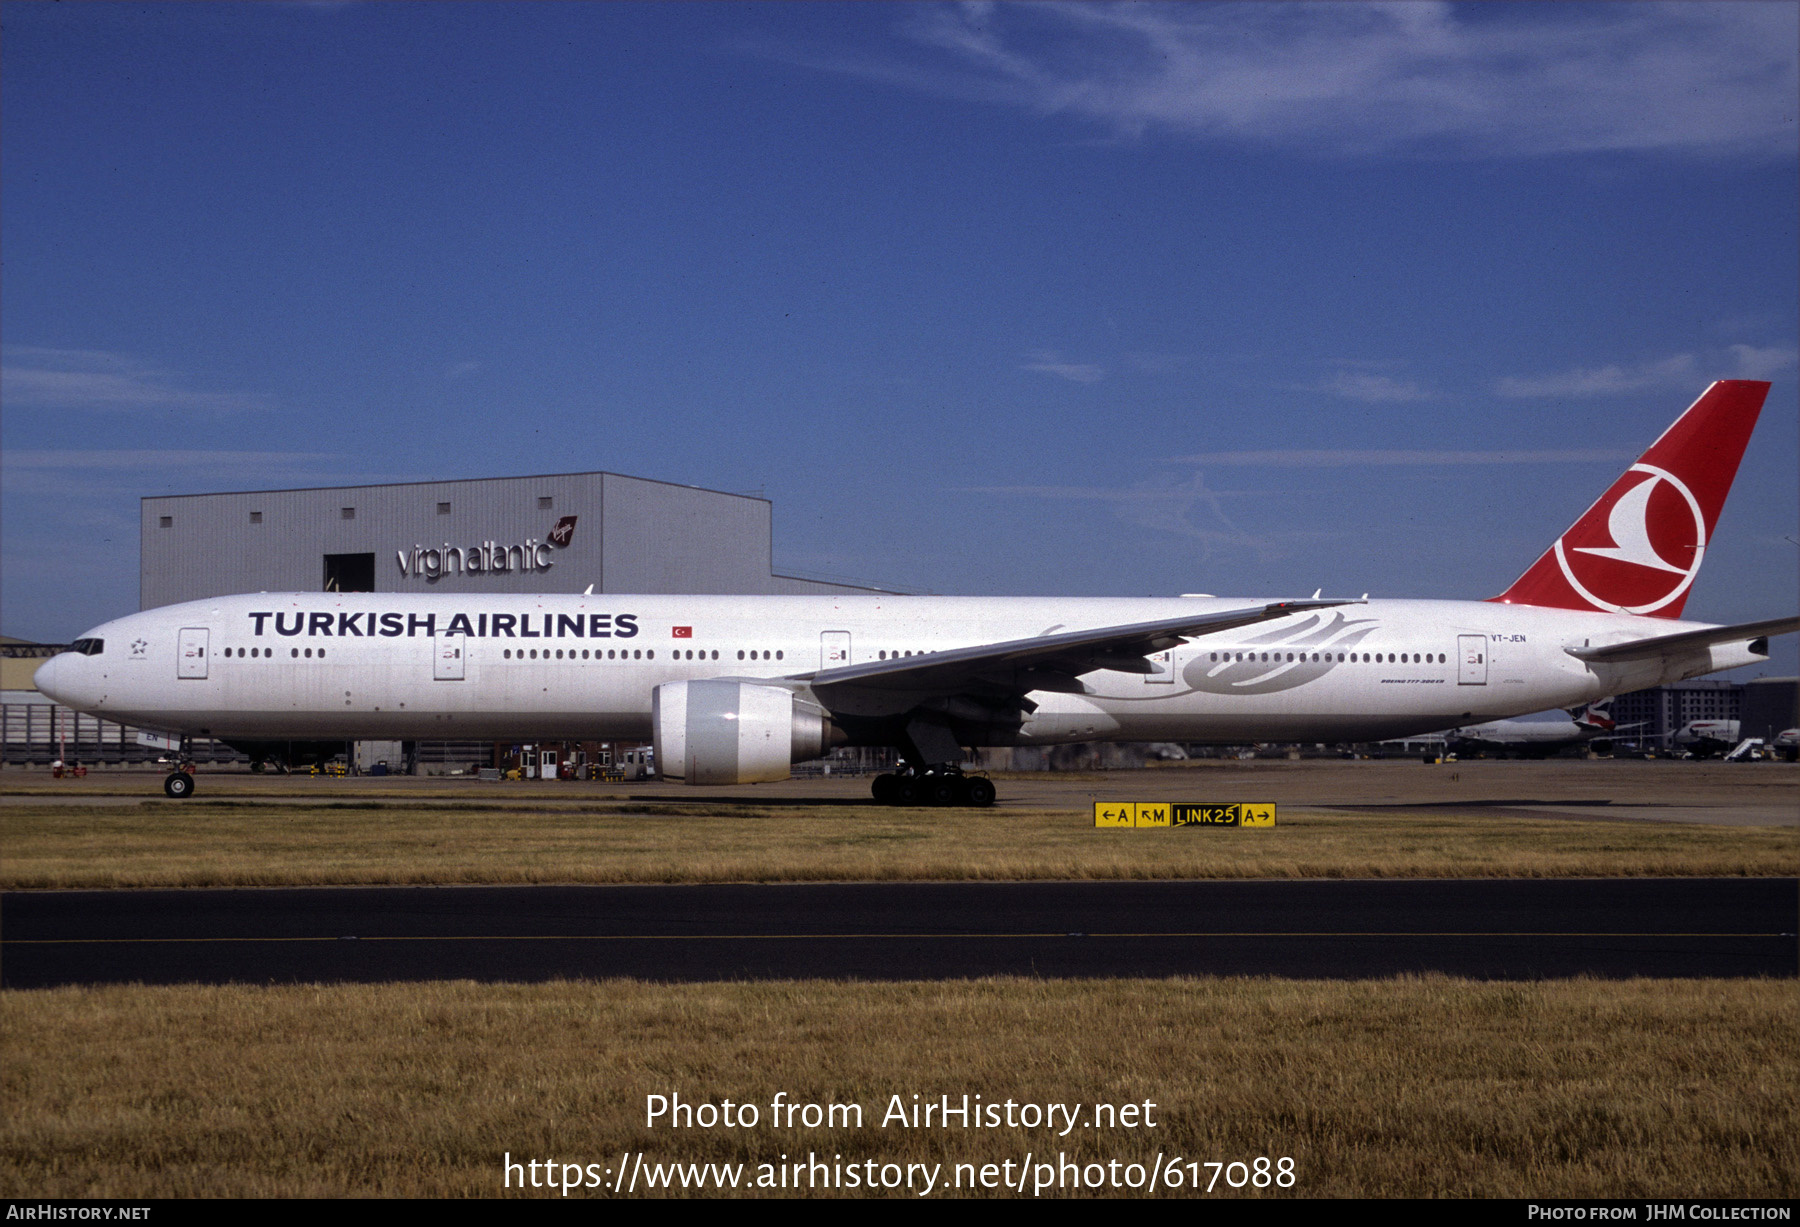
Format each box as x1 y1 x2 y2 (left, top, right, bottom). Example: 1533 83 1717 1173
871 768 996 808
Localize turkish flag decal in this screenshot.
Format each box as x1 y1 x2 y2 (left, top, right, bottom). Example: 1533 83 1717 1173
671 626 692 638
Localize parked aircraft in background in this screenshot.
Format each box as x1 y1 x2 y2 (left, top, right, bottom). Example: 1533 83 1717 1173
1442 700 1632 758
1670 719 1743 758
34 381 1798 803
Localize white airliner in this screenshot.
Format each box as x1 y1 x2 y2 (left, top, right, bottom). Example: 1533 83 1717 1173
1442 701 1632 759
34 380 1798 804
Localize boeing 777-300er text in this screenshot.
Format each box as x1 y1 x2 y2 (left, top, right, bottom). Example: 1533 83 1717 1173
35 380 1799 803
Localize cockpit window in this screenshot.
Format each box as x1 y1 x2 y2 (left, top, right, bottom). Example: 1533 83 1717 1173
68 638 105 656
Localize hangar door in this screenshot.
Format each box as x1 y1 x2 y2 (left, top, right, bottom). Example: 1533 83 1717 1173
178 628 209 679
1457 635 1487 685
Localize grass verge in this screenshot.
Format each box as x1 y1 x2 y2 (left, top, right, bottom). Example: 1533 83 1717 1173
2 976 1793 1198
3 801 1796 888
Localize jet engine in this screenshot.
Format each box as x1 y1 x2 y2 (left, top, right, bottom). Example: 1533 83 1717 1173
652 680 837 784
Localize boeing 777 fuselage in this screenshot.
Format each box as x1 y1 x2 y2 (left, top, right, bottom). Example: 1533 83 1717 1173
34 381 1797 803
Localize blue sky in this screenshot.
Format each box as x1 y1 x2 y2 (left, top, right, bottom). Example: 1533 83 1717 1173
3 2 1796 676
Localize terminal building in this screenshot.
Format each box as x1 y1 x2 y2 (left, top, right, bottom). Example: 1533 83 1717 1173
1608 679 1743 745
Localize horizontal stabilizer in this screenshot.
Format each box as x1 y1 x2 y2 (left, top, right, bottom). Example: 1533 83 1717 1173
1564 614 1800 663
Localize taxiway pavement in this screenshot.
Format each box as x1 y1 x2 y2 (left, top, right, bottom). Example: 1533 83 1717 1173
5 878 1793 987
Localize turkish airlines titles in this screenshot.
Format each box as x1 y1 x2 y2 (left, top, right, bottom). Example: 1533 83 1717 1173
243 610 641 639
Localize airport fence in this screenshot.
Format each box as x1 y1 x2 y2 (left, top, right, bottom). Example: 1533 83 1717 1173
1 698 244 767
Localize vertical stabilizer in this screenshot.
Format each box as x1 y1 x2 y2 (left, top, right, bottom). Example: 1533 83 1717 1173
1489 380 1769 618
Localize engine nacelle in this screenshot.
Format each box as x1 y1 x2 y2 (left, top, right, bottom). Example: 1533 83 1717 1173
652 680 834 784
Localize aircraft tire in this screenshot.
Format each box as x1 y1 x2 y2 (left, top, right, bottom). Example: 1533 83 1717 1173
891 776 920 806
922 776 958 806
871 774 897 804
163 772 195 799
963 777 996 807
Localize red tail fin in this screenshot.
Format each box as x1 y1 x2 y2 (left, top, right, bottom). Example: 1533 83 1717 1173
1489 380 1769 618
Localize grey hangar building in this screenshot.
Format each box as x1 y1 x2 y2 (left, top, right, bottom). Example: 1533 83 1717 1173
7 472 888 776
142 471 884 609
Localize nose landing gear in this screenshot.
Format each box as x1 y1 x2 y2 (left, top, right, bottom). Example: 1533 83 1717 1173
162 740 197 798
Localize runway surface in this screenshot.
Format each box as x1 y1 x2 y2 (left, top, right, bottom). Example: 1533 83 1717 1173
7 757 1797 823
4 878 1793 986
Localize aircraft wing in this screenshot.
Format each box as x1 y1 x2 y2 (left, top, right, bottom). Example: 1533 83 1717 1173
797 598 1361 702
1564 615 1800 663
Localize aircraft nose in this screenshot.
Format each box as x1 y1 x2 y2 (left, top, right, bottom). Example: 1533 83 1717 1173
33 655 66 704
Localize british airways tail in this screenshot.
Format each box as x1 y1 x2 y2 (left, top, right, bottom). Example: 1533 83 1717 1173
1490 380 1769 618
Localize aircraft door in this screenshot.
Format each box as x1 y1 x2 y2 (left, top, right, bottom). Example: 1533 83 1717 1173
177 628 209 679
1457 635 1487 685
1144 648 1175 684
820 631 851 670
434 633 465 680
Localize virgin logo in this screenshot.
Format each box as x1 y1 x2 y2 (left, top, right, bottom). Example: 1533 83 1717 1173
1553 464 1706 614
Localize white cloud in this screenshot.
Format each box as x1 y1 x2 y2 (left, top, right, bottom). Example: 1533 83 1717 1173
1495 354 1698 398
781 2 1798 160
0 347 274 413
1169 449 1629 468
1021 350 1104 383
0 449 416 499
967 471 1293 554
1123 352 1194 375
1729 344 1799 381
1309 372 1432 403
3 449 340 471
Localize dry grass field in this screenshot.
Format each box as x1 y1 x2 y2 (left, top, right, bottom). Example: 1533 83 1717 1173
4 761 1792 1199
2 976 1794 1198
2 798 1797 889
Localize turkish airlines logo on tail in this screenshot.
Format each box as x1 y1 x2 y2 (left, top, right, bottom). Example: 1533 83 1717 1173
1552 464 1706 615
1489 380 1767 619
547 516 578 548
